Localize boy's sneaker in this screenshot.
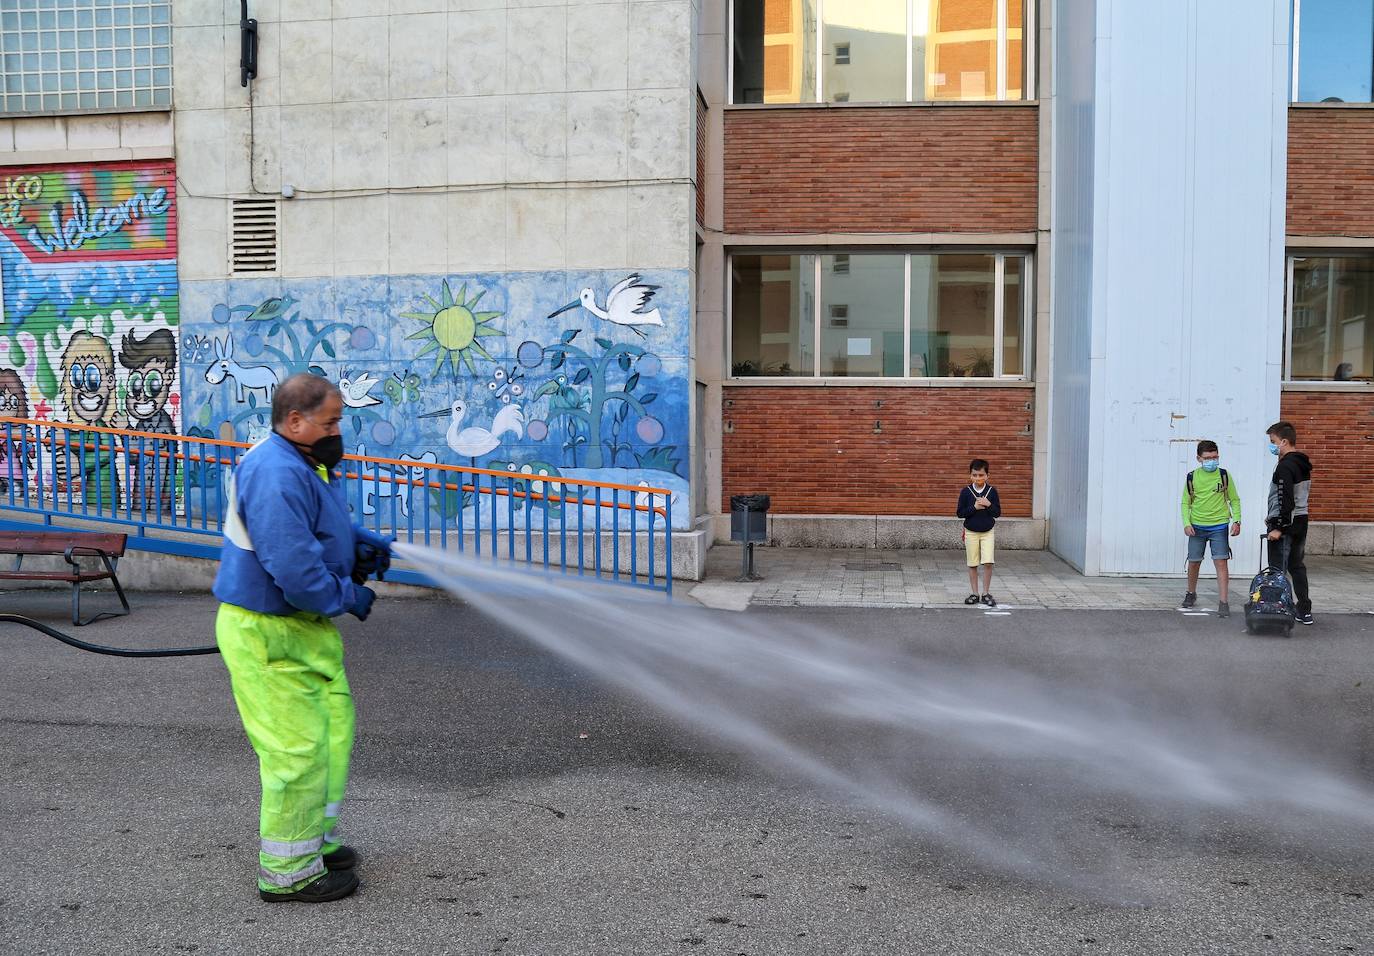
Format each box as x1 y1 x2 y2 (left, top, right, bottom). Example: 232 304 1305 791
1181 592 1197 608
1218 601 1230 618
964 593 981 605
980 593 997 608
1298 611 1314 625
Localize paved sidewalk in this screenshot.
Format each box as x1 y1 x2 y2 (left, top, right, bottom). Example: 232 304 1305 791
689 545 1374 613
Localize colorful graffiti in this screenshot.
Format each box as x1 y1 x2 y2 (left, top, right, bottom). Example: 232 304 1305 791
0 161 180 502
180 270 690 528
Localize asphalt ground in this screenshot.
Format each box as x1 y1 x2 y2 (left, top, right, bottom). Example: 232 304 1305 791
1 588 1372 956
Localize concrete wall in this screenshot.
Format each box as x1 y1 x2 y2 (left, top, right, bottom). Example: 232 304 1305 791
0 112 174 164
162 1 702 539
171 0 696 281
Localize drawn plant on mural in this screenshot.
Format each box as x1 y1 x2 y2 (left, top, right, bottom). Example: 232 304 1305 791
240 297 348 373
401 280 504 377
183 424 221 490
208 296 351 433
524 331 661 470
634 445 682 477
530 372 590 464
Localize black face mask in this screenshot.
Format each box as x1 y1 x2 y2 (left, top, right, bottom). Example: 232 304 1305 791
288 433 344 469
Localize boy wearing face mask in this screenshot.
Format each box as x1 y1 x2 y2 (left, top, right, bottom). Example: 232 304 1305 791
1181 440 1242 616
1265 421 1314 626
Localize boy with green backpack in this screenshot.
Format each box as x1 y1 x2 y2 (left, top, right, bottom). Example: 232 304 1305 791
1181 439 1243 616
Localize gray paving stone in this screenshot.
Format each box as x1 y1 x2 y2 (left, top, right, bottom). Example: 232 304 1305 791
706 545 1374 613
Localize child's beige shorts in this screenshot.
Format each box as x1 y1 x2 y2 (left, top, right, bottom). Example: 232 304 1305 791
965 529 995 567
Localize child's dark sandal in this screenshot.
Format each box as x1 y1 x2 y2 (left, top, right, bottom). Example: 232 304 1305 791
964 594 981 605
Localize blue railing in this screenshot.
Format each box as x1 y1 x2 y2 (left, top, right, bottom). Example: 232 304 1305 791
0 417 673 596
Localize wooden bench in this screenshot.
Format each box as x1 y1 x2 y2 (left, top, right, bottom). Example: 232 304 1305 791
0 530 131 626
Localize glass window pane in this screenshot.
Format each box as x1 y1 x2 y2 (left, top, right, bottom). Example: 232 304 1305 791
1002 256 1027 376
731 254 816 377
819 253 905 376
1289 257 1374 382
927 0 997 101
1006 0 1025 99
822 0 907 103
1296 0 1374 102
733 0 818 104
911 254 996 377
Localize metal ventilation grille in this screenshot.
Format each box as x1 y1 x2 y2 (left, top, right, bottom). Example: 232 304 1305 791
231 198 279 274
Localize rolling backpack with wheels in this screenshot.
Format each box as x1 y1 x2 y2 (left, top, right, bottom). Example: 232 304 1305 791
1244 533 1296 636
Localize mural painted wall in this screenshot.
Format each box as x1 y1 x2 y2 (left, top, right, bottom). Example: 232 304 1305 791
179 270 691 529
0 161 180 500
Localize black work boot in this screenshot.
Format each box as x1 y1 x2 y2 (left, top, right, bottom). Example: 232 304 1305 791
1181 591 1197 608
323 845 358 870
259 868 359 903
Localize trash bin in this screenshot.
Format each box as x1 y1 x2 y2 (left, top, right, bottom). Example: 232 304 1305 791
729 493 770 580
730 494 770 543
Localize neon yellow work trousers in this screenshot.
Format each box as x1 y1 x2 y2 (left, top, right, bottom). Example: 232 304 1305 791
216 603 355 893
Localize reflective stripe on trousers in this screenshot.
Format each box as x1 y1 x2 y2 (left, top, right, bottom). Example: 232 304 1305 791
261 836 323 858
259 857 325 888
217 603 356 892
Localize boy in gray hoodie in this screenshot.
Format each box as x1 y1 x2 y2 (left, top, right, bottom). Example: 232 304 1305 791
1264 421 1314 625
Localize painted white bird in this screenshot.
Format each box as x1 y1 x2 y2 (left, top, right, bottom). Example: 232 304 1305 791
548 274 664 336
419 400 524 463
339 371 383 409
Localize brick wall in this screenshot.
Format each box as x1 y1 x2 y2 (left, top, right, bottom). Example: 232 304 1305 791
1279 391 1374 522
722 386 1033 515
696 91 707 226
1288 108 1374 236
723 106 1038 234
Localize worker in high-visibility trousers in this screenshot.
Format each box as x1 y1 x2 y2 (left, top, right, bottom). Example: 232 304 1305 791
214 373 393 903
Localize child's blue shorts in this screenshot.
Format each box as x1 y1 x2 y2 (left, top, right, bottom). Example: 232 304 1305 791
1187 524 1231 561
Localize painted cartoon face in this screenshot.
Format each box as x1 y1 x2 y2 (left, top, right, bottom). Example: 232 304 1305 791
0 374 26 418
125 359 170 421
64 355 114 423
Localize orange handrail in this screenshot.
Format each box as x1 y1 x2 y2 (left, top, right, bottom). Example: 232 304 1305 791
0 416 673 516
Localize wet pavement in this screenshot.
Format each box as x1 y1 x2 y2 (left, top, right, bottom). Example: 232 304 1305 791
1 589 1372 955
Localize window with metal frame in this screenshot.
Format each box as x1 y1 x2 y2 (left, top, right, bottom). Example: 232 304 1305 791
1291 0 1374 103
1285 254 1374 382
729 251 1032 379
730 0 1031 105
0 0 172 116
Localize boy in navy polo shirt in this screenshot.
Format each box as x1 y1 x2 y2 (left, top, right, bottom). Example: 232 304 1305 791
957 459 1001 607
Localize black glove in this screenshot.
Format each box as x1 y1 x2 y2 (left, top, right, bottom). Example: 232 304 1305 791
348 585 376 622
352 535 394 583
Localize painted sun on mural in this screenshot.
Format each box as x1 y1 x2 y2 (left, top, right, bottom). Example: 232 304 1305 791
181 270 690 529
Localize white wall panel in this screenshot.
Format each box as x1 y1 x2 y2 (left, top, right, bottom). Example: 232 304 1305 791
1047 0 1100 571
1092 0 1288 575
1050 0 1288 575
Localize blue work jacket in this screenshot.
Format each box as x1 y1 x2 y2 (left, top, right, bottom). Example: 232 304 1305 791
213 432 372 618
